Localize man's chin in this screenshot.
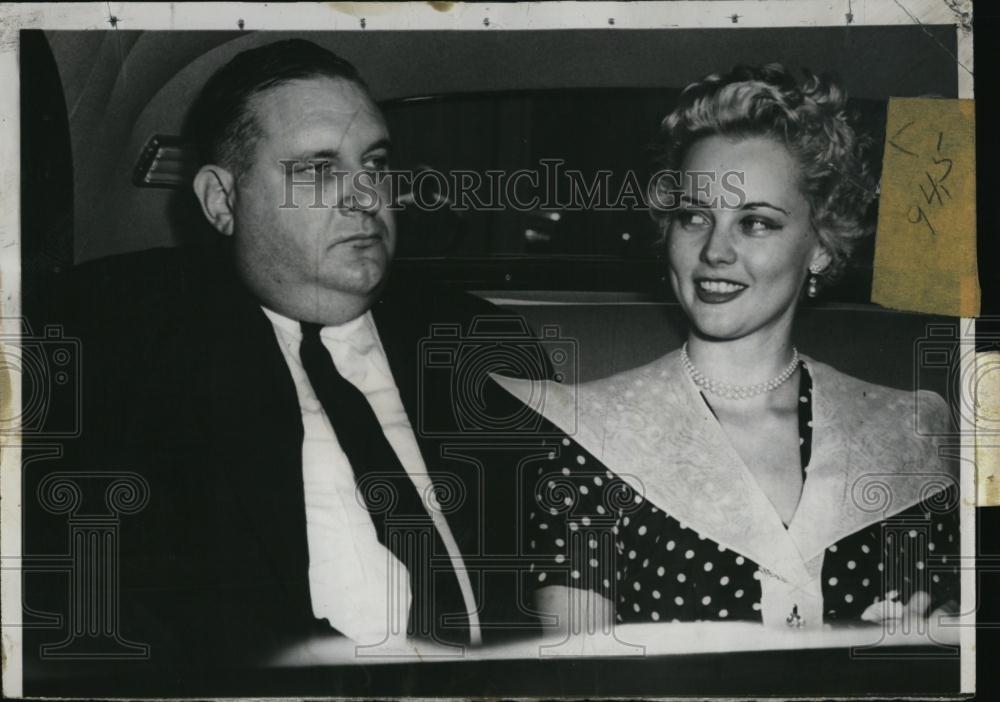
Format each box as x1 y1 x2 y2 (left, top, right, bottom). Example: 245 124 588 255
323 264 389 300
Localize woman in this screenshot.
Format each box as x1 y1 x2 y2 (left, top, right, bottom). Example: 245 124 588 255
496 64 959 629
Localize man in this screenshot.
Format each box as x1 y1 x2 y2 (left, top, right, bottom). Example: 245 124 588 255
28 39 552 680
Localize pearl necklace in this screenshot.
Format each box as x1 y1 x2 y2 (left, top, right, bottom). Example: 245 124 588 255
681 342 800 400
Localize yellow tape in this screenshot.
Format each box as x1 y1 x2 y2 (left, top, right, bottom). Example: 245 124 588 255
0 341 11 445
871 98 979 318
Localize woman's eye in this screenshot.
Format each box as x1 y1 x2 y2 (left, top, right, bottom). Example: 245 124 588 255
677 210 711 229
741 216 778 235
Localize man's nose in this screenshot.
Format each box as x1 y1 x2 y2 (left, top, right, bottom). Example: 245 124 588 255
338 169 382 214
699 220 737 266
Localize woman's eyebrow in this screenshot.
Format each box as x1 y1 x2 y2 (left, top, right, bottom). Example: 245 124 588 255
741 200 791 215
678 194 711 207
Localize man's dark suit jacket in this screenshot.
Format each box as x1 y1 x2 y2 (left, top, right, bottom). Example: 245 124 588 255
25 244 552 682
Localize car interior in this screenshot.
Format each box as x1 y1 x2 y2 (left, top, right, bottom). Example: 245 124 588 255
22 26 960 389
18 23 966 696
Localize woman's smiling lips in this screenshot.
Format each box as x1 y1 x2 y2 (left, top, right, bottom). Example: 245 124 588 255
694 277 748 303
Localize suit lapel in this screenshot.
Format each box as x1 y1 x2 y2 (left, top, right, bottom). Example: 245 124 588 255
370 293 425 424
203 267 312 610
369 294 477 544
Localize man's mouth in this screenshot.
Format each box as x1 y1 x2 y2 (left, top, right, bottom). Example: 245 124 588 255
338 232 383 248
694 277 747 303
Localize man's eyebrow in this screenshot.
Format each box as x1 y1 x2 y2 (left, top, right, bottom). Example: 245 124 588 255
289 139 392 163
365 138 392 155
291 149 339 162
741 200 791 216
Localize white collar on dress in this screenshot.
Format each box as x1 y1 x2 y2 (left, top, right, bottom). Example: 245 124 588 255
494 350 955 587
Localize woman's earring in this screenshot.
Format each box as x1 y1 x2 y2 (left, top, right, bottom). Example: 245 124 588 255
807 265 822 298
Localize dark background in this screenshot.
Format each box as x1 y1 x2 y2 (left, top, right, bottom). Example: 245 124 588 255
20 25 958 304
973 3 1000 702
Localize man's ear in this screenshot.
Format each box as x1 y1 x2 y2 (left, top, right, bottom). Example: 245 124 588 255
192 165 237 236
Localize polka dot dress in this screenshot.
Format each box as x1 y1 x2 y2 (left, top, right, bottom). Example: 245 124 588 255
525 365 961 623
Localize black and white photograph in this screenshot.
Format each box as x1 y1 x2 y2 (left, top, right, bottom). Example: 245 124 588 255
0 1 987 698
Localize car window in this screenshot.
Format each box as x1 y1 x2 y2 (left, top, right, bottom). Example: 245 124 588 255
385 88 886 302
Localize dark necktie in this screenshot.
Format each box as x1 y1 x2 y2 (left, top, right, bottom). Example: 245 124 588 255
298 321 470 644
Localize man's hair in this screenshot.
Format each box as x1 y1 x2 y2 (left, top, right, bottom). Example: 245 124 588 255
188 39 368 179
650 63 876 288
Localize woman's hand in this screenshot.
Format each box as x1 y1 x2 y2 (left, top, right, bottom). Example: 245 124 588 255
860 590 929 623
860 590 960 642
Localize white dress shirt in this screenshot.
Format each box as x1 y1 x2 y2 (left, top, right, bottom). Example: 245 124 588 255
262 307 480 645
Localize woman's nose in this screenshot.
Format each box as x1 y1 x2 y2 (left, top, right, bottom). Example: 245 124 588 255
699 221 737 265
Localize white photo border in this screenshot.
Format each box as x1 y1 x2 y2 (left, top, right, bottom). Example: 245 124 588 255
0 1 977 698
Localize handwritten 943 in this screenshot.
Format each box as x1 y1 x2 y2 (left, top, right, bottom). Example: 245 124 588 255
889 121 954 238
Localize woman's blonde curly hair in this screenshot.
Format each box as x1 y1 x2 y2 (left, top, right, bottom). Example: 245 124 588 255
650 63 877 289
